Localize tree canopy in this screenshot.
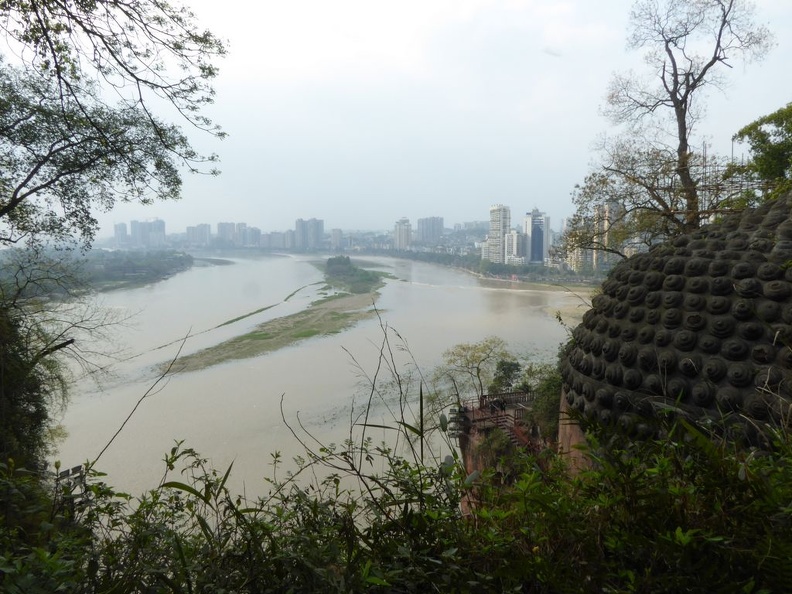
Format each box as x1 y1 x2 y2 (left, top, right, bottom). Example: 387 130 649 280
731 102 792 195
0 62 194 247
562 0 774 267
0 0 225 248
0 0 224 468
0 0 224 138
436 337 512 398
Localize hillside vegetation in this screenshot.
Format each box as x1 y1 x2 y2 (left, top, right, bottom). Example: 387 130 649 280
2 414 792 592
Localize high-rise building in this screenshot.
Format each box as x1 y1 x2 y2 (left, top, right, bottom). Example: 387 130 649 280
504 229 525 265
416 216 444 244
524 209 550 264
593 201 623 272
331 228 344 251
149 219 166 247
130 220 142 246
235 222 247 245
129 218 165 248
295 218 324 250
486 204 510 264
394 218 412 251
217 222 236 244
267 232 285 249
284 229 296 250
309 219 324 249
113 223 128 246
196 223 211 246
245 227 261 247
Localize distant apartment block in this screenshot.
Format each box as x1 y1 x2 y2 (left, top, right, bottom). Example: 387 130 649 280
114 222 128 246
592 201 622 272
486 204 510 264
331 228 344 251
463 220 489 233
504 229 525 265
236 222 247 244
244 227 261 247
393 218 412 251
216 222 236 244
263 231 284 249
295 218 324 251
186 223 211 247
416 216 444 244
569 244 594 273
130 219 165 248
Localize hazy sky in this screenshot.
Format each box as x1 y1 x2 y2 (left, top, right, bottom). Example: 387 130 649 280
98 0 792 237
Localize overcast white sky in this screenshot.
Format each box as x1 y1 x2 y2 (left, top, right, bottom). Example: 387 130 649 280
97 0 792 236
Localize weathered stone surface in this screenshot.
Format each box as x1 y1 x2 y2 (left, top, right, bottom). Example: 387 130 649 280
561 194 792 441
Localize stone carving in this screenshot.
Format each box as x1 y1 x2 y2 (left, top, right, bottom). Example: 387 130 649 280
561 194 792 442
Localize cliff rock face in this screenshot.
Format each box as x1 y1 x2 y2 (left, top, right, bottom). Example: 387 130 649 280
560 194 792 443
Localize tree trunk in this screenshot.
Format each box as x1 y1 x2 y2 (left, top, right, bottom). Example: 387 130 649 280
676 102 700 230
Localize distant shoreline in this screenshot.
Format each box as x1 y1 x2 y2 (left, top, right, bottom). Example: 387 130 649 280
192 257 235 266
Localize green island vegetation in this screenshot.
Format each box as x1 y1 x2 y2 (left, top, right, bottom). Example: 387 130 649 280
4 0 792 591
170 258 384 372
324 255 389 294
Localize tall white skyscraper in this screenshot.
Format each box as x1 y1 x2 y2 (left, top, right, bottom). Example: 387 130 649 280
487 204 510 264
394 218 412 250
504 229 525 265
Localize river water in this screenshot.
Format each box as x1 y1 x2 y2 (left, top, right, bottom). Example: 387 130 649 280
55 255 587 497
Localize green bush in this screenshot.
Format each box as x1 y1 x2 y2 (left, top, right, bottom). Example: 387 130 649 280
3 414 792 592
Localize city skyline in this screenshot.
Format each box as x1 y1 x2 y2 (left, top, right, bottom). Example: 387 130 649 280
99 200 568 239
92 1 792 239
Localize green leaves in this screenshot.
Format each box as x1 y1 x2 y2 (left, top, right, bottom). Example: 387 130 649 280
732 102 792 198
5 422 792 592
0 61 194 248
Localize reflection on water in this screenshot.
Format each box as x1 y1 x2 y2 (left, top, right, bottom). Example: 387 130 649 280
56 255 584 497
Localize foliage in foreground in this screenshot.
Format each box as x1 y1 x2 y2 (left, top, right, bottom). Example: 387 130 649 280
3 415 792 592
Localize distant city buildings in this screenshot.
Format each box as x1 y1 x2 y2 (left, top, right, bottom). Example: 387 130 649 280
524 208 550 265
477 205 561 268
504 229 525 265
295 218 324 251
416 216 444 244
393 218 412 251
106 200 601 277
485 204 510 264
113 223 127 246
186 223 211 247
125 219 166 248
592 201 622 273
216 222 235 244
331 228 344 251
